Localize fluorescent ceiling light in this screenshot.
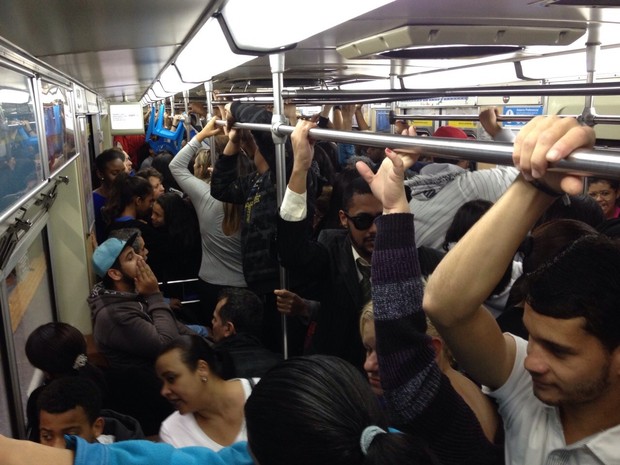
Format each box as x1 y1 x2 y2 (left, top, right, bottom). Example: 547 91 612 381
175 18 257 82
147 89 159 102
0 88 30 104
339 79 392 91
221 0 395 51
159 65 199 94
518 47 620 80
403 62 518 88
152 81 173 99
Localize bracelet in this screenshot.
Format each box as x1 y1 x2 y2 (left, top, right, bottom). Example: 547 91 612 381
528 179 564 197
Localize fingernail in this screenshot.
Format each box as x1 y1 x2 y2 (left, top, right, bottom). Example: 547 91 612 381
523 172 534 181
547 149 560 161
531 168 541 179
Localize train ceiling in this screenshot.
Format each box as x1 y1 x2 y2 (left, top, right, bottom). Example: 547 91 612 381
1 0 620 102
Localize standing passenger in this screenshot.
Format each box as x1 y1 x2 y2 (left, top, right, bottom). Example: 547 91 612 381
169 118 248 326
92 148 125 245
424 116 620 464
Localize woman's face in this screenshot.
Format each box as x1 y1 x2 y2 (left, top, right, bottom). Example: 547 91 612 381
122 151 133 173
156 349 205 415
101 158 125 186
588 180 620 219
151 201 165 228
361 320 382 396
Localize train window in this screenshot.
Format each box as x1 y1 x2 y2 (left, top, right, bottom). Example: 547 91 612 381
4 232 55 427
40 81 76 175
0 67 44 216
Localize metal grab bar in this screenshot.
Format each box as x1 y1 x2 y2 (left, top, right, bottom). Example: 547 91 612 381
388 111 620 126
218 119 620 178
217 81 620 104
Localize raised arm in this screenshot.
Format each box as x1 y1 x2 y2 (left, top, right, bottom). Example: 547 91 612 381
169 116 221 196
423 116 595 390
278 120 330 275
359 150 501 464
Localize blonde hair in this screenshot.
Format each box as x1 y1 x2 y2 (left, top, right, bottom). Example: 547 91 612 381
359 301 374 335
194 148 212 182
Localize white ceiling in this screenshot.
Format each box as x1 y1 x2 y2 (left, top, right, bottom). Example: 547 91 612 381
1 0 620 102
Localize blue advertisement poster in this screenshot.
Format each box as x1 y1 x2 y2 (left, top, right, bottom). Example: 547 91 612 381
502 105 543 127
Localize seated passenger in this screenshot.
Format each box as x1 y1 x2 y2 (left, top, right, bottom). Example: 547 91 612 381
88 232 194 435
211 288 282 379
24 322 108 442
156 335 258 449
1 355 442 465
37 377 143 448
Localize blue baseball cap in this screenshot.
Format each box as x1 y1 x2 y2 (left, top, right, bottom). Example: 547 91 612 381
92 233 138 277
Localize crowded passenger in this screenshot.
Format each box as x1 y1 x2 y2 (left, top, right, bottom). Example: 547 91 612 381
587 176 620 219
278 121 441 371
156 335 257 449
24 322 108 442
211 102 317 354
169 117 248 326
88 232 194 434
405 109 518 249
359 301 501 444
147 192 201 289
37 377 143 447
1 355 441 465
102 172 155 242
211 288 282 379
92 148 126 245
424 115 620 464
135 167 165 200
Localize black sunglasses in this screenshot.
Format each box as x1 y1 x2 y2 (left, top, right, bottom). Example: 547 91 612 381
344 212 382 230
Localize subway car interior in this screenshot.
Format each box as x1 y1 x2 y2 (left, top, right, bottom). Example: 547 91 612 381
1 0 620 445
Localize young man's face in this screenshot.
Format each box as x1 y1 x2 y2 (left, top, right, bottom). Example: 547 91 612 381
39 406 102 448
339 193 382 262
116 245 142 282
523 304 617 407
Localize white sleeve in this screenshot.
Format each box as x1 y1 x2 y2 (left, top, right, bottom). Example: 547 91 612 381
279 187 307 222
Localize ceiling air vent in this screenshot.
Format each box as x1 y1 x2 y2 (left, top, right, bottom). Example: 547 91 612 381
337 25 586 59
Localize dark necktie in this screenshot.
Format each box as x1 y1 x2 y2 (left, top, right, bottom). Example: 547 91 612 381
356 257 372 304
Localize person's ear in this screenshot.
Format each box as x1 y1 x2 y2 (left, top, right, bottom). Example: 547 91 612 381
93 417 105 437
339 210 348 229
224 321 236 337
107 268 123 282
430 337 443 362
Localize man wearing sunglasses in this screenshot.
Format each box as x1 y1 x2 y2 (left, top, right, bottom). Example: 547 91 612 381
276 121 389 370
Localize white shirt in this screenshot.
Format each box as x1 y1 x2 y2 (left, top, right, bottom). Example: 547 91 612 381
485 336 620 465
159 378 258 449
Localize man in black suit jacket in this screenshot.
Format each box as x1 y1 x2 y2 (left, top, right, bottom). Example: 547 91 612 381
277 121 381 370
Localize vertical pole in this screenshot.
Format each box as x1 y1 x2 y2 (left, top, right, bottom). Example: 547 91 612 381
270 52 289 359
581 13 601 127
389 60 402 134
204 81 216 163
183 90 190 141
